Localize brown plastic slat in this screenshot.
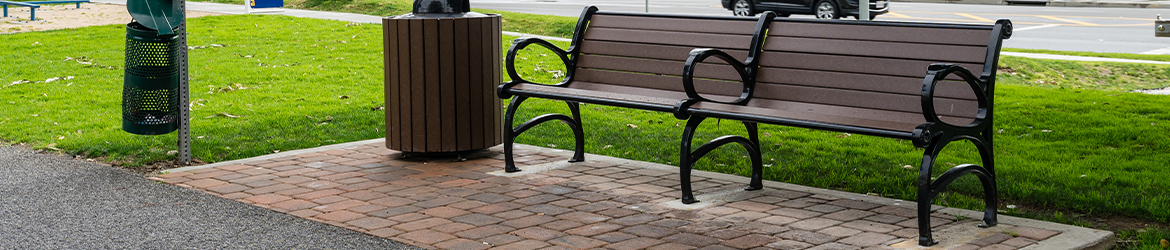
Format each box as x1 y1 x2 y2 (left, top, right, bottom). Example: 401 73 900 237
693 100 926 132
575 69 744 102
576 54 743 81
770 21 992 46
751 83 979 118
492 16 503 146
468 18 484 149
480 18 494 149
763 36 987 64
695 100 975 132
583 27 753 50
515 82 693 106
439 19 457 152
410 19 427 152
424 19 442 152
756 68 978 100
589 14 757 35
397 20 413 151
383 19 397 149
759 52 984 79
454 19 471 151
580 41 750 62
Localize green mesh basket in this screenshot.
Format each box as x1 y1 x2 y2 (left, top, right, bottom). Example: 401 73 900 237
123 21 179 135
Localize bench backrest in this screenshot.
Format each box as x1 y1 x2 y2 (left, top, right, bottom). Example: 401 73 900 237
570 11 765 98
750 19 1009 132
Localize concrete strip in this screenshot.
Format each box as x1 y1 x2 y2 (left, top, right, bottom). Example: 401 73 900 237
503 31 572 42
1140 47 1170 54
519 143 1114 249
486 160 589 177
1002 51 1170 64
658 186 765 210
161 138 387 174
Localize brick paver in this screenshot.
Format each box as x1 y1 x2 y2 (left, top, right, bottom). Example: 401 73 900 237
156 142 1068 250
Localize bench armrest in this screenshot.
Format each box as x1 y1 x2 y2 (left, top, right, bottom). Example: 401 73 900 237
498 37 574 99
914 63 991 147
675 48 754 118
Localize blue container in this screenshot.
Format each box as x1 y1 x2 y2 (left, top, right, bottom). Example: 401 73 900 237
251 0 281 8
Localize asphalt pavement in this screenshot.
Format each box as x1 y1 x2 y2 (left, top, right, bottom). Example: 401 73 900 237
0 145 420 250
469 0 1170 54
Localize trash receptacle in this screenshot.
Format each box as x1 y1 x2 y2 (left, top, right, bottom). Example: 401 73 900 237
122 21 180 135
383 0 502 154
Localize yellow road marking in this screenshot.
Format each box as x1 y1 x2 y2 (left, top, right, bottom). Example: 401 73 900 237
884 12 912 18
1037 15 1101 26
954 13 995 23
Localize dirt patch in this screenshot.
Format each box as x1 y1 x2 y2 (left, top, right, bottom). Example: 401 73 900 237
1 3 220 34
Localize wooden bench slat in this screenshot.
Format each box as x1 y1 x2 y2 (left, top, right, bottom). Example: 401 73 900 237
580 41 750 62
583 27 754 51
575 69 746 102
577 54 745 82
763 36 987 64
759 52 985 79
756 68 978 100
693 99 974 133
770 21 992 46
589 14 758 35
751 83 979 119
515 82 693 106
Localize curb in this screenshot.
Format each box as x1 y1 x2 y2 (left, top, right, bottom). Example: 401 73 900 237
892 0 1170 8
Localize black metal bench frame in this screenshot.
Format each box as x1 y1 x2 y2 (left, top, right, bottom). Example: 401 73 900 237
498 5 1013 247
678 18 1011 246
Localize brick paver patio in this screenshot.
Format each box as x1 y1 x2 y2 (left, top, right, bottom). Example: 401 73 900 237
152 140 1090 249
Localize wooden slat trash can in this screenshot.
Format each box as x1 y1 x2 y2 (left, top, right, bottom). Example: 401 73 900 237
382 0 503 154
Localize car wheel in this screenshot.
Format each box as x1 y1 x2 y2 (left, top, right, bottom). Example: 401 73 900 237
732 0 755 16
815 0 840 19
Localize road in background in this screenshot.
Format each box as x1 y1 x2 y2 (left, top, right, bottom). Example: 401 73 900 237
471 0 1169 54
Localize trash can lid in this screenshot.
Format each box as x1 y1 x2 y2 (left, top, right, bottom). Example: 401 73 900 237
394 0 487 19
127 0 184 35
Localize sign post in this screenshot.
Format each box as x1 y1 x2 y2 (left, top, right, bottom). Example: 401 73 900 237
860 0 869 21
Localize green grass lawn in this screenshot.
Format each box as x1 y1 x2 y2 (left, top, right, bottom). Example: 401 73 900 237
191 0 579 38
1 15 387 165
3 12 1169 248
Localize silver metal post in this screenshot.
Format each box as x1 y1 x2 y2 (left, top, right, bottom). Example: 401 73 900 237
860 0 869 21
244 0 251 14
645 0 648 13
177 0 191 165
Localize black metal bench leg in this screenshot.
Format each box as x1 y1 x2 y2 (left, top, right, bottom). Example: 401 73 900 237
679 116 706 204
916 139 946 247
743 122 763 191
679 117 765 205
973 136 998 228
503 96 528 173
566 101 585 163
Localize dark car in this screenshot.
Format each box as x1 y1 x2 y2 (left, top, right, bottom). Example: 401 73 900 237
722 0 889 20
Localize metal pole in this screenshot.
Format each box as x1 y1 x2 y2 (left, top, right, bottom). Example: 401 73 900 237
860 0 869 21
177 0 191 165
244 0 250 14
645 0 648 13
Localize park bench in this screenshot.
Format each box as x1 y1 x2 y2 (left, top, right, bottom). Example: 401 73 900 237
498 5 1012 246
1 0 89 21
